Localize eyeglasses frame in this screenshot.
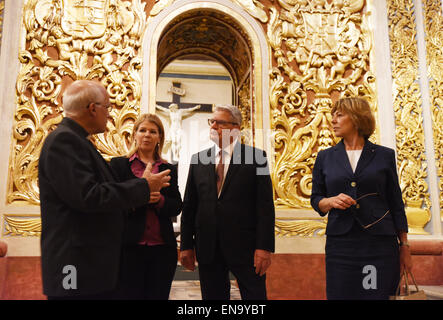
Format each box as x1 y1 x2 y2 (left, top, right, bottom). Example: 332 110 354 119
207 119 238 128
352 192 390 229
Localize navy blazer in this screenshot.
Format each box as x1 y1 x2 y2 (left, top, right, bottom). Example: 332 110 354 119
311 139 408 236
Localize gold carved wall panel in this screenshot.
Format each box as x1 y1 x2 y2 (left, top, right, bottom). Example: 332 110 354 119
5 0 441 239
422 0 443 222
8 0 148 206
275 217 327 237
3 215 41 237
267 0 377 211
232 0 268 23
386 0 431 234
238 74 253 145
7 0 376 238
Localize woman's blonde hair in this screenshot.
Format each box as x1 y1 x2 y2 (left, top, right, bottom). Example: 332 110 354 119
127 113 165 161
331 97 376 139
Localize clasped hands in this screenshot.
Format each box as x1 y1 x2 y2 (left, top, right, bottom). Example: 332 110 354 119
180 249 271 277
142 162 170 203
319 193 356 213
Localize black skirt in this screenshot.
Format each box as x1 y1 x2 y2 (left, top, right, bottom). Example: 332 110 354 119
325 222 400 300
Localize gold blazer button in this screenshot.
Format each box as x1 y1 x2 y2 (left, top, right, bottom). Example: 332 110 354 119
351 182 357 187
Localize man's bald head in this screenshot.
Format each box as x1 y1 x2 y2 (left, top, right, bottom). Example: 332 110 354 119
62 80 111 134
63 80 108 117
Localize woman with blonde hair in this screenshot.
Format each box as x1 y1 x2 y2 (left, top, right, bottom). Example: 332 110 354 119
311 97 411 299
110 113 182 299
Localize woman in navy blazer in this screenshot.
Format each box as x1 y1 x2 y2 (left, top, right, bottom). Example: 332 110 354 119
110 114 182 300
311 97 412 300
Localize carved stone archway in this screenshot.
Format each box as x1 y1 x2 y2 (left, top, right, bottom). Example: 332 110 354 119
142 0 271 152
157 9 254 140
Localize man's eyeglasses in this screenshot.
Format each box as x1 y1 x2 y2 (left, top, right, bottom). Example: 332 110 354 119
86 102 112 112
352 193 390 229
208 119 238 127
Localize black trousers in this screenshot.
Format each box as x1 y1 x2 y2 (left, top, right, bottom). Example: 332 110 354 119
114 244 178 300
198 243 267 300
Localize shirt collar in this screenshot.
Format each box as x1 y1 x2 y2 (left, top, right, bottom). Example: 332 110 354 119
129 152 139 163
62 117 89 138
129 152 166 166
214 137 238 157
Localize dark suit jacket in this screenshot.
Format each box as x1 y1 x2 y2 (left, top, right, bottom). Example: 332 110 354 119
38 117 151 297
310 139 408 236
180 143 275 266
109 157 182 247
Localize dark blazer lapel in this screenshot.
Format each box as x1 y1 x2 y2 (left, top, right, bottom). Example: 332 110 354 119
63 117 116 181
85 137 117 181
354 140 377 175
334 140 354 176
218 142 242 199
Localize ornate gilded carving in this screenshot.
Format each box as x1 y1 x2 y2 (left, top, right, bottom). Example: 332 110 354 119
150 0 175 17
8 0 147 204
422 0 443 222
267 0 377 209
0 0 4 49
238 74 253 145
386 0 431 234
275 217 326 237
8 0 438 241
3 215 41 237
148 0 269 23
232 0 268 23
60 0 110 39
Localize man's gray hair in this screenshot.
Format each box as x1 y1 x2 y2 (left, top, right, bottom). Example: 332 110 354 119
63 80 106 115
214 104 242 126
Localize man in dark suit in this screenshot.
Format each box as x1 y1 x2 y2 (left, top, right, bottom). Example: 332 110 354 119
38 80 171 299
180 105 275 300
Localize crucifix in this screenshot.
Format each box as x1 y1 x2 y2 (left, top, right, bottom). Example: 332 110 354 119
156 82 213 163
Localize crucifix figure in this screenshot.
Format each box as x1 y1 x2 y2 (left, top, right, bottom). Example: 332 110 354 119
157 82 213 163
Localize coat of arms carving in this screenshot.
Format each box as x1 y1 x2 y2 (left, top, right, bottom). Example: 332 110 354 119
302 11 339 57
61 0 109 39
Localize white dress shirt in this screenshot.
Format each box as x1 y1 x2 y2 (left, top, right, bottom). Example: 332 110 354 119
346 149 362 173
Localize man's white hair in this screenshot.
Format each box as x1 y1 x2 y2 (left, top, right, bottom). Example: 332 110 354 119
62 80 106 115
214 104 242 125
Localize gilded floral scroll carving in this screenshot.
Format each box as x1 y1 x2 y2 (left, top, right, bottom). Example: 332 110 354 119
8 0 147 204
386 0 431 233
422 0 443 222
3 215 41 237
267 0 377 209
0 0 4 50
8 0 437 239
